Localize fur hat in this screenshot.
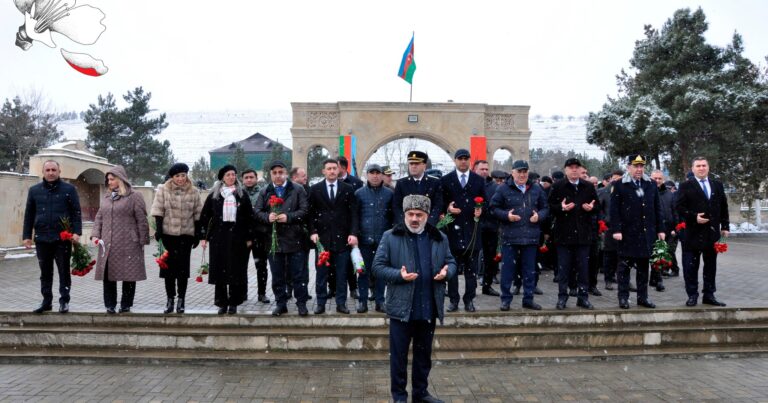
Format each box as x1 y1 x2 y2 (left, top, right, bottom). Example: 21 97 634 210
403 194 431 213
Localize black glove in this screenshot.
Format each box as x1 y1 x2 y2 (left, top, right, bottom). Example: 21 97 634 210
154 216 164 242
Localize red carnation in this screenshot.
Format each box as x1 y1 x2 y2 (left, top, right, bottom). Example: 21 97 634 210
675 222 686 232
539 245 549 254
60 230 73 241
493 253 502 262
474 197 484 204
195 276 203 283
598 220 609 235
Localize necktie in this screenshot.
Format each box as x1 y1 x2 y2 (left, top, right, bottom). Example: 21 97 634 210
460 173 467 188
700 179 709 199
634 180 640 188
518 184 525 193
329 183 335 202
276 186 284 198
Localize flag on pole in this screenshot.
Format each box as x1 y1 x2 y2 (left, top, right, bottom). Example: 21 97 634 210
398 34 416 84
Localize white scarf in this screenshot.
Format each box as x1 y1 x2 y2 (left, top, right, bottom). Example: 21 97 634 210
220 186 237 222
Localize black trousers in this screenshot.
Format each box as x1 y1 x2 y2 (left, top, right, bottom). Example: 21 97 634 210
557 245 590 299
35 240 71 305
250 240 270 296
389 319 436 401
617 257 650 301
103 262 136 309
480 230 499 288
269 252 308 305
214 282 246 307
603 250 618 283
588 242 600 289
683 248 718 299
448 249 479 304
164 277 188 299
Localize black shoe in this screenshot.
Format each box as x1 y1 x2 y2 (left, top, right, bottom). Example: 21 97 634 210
176 298 185 314
350 289 359 300
482 286 500 296
314 305 326 315
58 302 69 313
703 296 726 307
258 294 271 304
33 304 52 314
272 304 288 316
629 283 637 292
556 298 567 310
533 287 543 295
227 305 237 314
553 276 559 283
447 302 459 312
164 298 174 314
605 282 615 291
464 301 476 312
513 286 521 295
414 395 445 403
500 301 511 311
685 296 698 307
576 299 594 310
356 300 368 313
568 288 577 297
106 307 116 314
669 270 680 277
619 298 629 309
118 306 131 313
375 303 384 313
217 306 227 315
656 283 666 292
368 295 375 301
336 305 350 314
649 279 658 287
589 287 603 297
637 299 656 309
297 304 309 316
522 301 542 311
307 294 313 300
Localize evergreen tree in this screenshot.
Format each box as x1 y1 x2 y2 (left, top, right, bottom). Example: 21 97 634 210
587 8 768 204
0 96 61 173
307 146 329 182
261 141 292 183
191 156 215 189
228 144 249 175
84 87 174 184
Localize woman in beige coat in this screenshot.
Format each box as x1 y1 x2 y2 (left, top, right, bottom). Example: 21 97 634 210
91 166 150 314
150 163 203 314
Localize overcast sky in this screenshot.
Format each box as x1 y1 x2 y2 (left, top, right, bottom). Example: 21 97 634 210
2 0 767 117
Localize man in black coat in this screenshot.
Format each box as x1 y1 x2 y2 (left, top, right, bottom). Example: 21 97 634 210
548 158 599 310
441 149 485 312
23 160 82 314
610 155 665 309
308 159 360 314
393 151 443 226
597 170 624 290
337 156 363 299
477 162 501 296
675 156 730 307
651 170 677 286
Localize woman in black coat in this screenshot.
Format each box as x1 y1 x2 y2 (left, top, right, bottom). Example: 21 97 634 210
199 165 257 314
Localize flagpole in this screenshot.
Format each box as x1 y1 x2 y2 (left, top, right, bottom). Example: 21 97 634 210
409 83 412 103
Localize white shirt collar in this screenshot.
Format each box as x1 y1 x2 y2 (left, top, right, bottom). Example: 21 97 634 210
455 168 469 178
569 179 580 186
326 179 337 186
412 174 424 181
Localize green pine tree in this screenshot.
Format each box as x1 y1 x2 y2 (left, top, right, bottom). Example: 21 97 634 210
228 144 249 175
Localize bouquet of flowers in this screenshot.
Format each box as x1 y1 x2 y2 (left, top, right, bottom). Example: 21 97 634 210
60 217 95 276
150 219 169 270
351 246 365 274
493 241 502 262
436 213 454 230
268 195 284 255
195 252 209 283
315 239 330 267
650 239 673 272
714 237 728 254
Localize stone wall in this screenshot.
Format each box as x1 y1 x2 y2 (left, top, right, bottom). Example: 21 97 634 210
0 173 40 247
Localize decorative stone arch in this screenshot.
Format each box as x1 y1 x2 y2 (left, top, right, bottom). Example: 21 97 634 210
290 102 531 173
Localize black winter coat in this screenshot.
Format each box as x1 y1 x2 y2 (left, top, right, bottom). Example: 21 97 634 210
597 184 617 251
547 179 599 246
440 170 487 253
609 176 663 258
308 180 360 253
675 177 729 251
658 185 678 234
23 179 82 242
393 175 443 226
254 181 309 254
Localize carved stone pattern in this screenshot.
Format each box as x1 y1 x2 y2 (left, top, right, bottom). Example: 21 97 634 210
307 112 339 129
484 114 516 131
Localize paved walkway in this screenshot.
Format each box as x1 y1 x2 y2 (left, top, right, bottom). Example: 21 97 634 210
1 238 767 314
1 356 767 402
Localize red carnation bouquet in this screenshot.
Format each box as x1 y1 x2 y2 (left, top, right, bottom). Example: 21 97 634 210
650 239 673 272
268 195 284 255
60 217 95 276
493 240 502 262
315 239 330 267
714 237 728 254
150 219 169 270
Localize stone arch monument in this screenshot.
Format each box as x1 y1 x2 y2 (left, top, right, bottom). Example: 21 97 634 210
290 102 531 172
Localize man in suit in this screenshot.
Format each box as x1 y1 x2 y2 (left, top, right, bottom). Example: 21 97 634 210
337 155 362 300
675 156 729 307
548 158 599 310
610 155 665 309
393 151 443 226
308 159 360 314
441 149 485 312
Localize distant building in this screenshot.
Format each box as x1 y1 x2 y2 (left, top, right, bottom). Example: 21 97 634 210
209 132 292 172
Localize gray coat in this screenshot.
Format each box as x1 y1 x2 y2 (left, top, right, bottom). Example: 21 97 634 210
92 166 150 282
372 223 457 324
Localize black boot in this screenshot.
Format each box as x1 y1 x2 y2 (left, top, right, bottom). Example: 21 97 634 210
164 298 174 314
176 298 185 313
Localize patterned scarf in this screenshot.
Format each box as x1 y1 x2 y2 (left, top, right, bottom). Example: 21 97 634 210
220 185 237 222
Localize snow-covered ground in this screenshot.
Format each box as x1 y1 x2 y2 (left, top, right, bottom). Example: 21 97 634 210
730 222 768 233
57 111 600 167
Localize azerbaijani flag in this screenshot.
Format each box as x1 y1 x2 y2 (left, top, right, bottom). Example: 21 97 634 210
398 34 416 84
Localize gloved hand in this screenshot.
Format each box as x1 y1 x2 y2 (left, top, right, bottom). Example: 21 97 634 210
154 216 164 242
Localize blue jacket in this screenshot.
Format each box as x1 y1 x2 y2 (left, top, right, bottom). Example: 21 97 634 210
373 223 457 324
355 183 394 246
609 174 663 258
480 180 500 232
23 179 82 242
490 179 549 246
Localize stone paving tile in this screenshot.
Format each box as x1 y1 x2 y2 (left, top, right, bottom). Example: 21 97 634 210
1 238 767 314
0 357 767 401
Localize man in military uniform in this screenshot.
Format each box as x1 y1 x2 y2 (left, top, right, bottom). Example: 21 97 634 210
382 165 396 190
610 155 665 309
393 151 443 226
